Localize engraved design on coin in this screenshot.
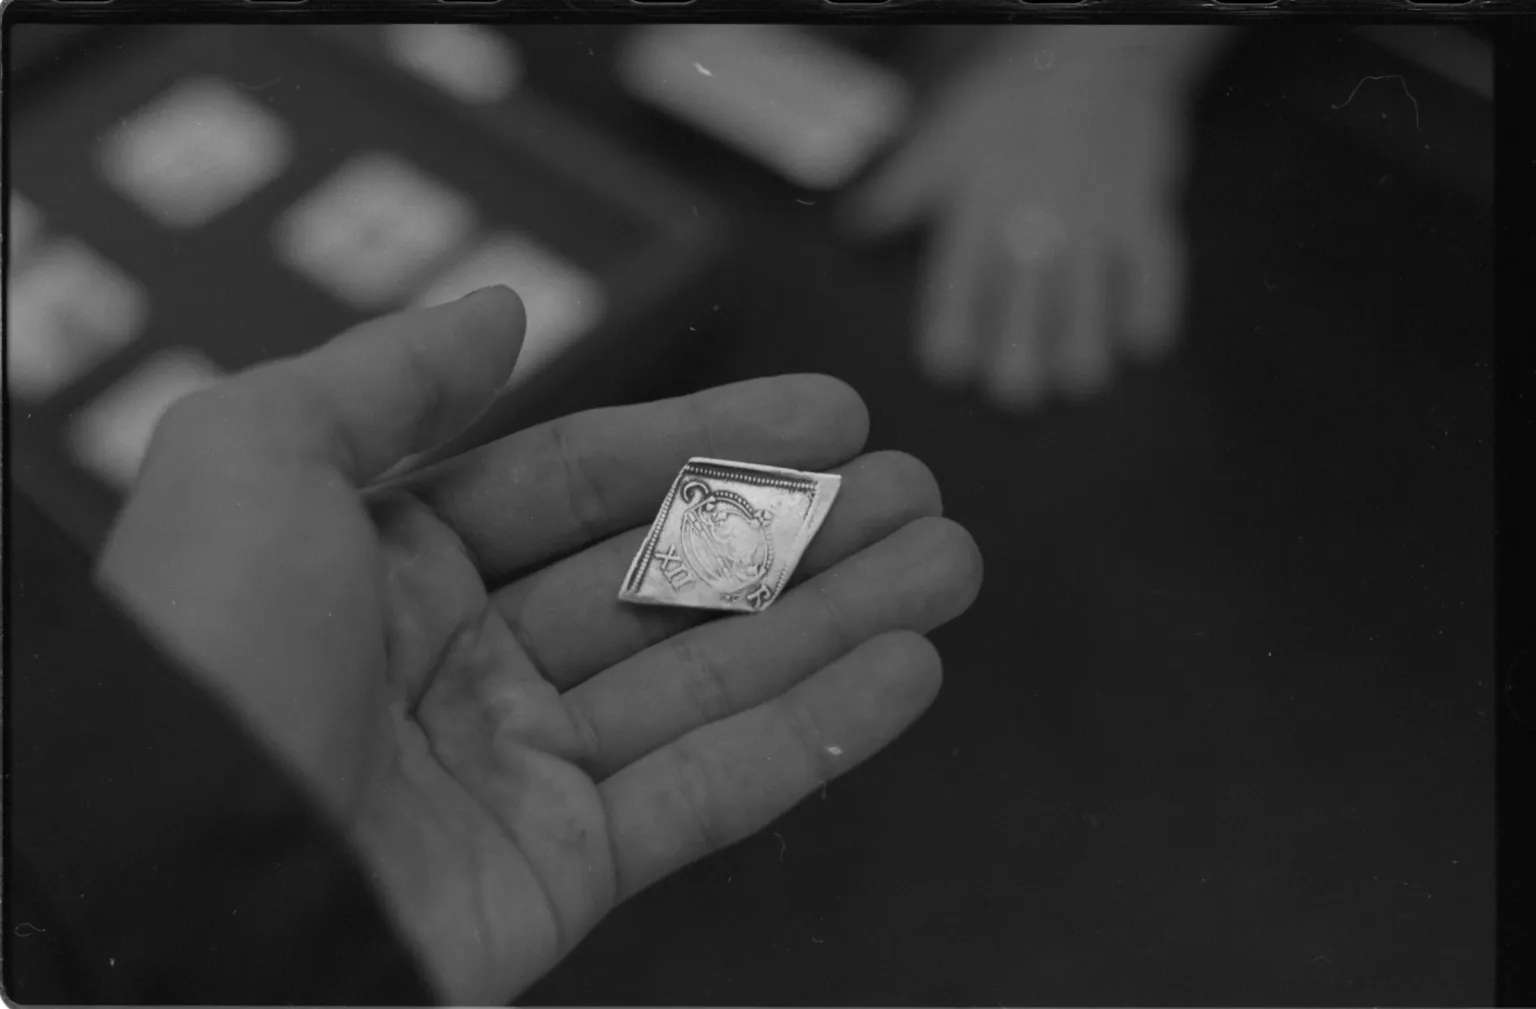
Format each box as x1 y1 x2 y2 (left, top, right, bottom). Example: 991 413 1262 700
675 479 775 603
619 457 841 614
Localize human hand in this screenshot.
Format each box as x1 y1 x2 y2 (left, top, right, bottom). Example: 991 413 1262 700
96 288 982 1004
853 26 1213 409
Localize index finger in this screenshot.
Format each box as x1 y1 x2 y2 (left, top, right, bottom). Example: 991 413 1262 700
406 374 870 580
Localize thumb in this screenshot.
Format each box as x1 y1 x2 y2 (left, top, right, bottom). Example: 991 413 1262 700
201 286 525 483
840 138 938 238
839 83 979 238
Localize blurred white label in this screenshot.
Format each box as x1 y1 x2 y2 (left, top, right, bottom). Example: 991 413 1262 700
99 77 292 229
6 239 148 401
383 24 522 104
415 233 604 385
9 192 42 264
274 152 475 309
618 25 910 190
69 348 223 489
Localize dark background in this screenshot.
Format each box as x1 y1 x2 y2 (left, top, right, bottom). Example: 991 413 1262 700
6 20 1497 1004
527 26 1498 1005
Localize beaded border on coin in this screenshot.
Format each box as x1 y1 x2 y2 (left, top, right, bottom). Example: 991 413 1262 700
618 458 842 613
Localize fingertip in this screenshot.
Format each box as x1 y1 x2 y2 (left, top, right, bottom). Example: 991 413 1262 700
684 374 870 474
984 383 1045 413
1125 320 1181 363
390 285 527 395
864 450 944 519
916 335 974 390
981 369 1046 412
901 515 986 621
915 299 982 390
1055 339 1115 402
786 373 871 454
277 284 535 478
841 159 926 240
980 343 1047 411
944 521 986 614
453 283 527 370
917 200 990 393
876 629 945 704
831 631 944 731
1123 222 1187 362
462 282 525 321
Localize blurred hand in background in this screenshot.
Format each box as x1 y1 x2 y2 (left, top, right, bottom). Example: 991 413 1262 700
853 26 1228 410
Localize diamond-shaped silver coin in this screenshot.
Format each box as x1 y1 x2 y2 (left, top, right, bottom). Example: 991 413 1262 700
618 457 841 613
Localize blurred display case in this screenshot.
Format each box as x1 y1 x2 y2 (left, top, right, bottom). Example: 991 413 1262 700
6 23 726 551
4 19 1491 556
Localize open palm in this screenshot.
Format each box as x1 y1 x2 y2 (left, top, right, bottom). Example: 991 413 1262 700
97 288 983 1004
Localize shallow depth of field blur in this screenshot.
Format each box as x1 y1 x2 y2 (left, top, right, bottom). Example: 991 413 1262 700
4 22 1496 1004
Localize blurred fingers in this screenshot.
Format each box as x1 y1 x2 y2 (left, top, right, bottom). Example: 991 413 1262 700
843 86 984 236
1054 239 1114 400
1121 213 1187 360
981 206 1067 409
915 193 992 387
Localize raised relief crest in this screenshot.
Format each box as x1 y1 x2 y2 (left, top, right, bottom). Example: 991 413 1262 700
618 459 841 613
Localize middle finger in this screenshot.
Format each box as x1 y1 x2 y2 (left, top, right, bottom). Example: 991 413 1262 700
493 450 944 690
564 514 982 779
